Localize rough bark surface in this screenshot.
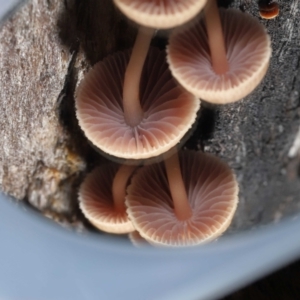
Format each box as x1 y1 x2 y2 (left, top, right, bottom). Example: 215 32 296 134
0 0 299 232
0 0 85 223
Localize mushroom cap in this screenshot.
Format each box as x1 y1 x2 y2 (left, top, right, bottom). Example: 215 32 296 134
113 0 207 29
126 151 238 247
259 1 279 19
79 164 135 234
76 47 199 160
167 9 271 104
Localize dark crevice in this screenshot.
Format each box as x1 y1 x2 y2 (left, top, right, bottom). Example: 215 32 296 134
184 105 218 151
217 0 235 8
258 0 275 6
55 49 100 169
151 33 168 51
58 0 171 66
56 0 78 53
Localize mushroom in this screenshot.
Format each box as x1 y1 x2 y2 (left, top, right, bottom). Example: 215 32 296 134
167 0 272 104
113 0 207 29
79 163 136 234
76 27 199 160
259 1 279 19
126 150 238 247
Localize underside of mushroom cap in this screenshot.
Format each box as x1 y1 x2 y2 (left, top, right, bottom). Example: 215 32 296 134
79 164 135 234
76 47 199 160
126 151 238 247
113 0 207 29
167 9 271 104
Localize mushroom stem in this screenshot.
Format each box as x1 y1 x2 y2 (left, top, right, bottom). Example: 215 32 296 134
123 27 154 127
164 152 193 221
112 163 136 212
204 0 229 75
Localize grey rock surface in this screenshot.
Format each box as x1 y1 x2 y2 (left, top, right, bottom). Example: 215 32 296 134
192 0 300 231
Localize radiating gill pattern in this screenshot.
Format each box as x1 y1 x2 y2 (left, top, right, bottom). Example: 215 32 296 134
76 48 199 160
79 164 134 234
114 0 207 29
126 151 238 246
167 9 271 104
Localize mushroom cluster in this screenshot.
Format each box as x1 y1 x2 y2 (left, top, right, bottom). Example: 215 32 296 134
76 0 272 247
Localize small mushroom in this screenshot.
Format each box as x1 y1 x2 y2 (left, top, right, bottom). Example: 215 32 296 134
113 0 207 29
167 1 271 104
259 1 279 19
79 163 136 234
76 28 199 160
126 150 238 247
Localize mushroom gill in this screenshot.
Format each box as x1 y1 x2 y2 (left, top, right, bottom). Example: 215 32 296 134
76 44 199 160
79 163 136 234
167 1 271 104
126 150 239 247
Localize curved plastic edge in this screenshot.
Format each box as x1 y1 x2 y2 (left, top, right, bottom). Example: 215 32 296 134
0 193 300 300
0 0 27 25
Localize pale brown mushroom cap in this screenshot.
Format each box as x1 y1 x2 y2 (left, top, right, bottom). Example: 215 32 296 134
79 164 135 234
126 151 238 247
167 9 271 104
76 48 199 160
113 0 207 29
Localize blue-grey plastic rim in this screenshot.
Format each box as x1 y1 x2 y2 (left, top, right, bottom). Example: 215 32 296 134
0 0 25 24
1 193 300 300
1 1 300 299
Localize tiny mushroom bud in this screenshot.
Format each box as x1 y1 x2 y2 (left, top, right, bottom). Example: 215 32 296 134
113 0 207 29
259 1 279 19
79 163 136 234
126 150 238 247
167 2 272 104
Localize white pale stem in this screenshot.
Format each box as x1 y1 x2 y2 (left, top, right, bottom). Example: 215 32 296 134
123 27 154 127
205 0 229 75
164 152 192 221
112 164 136 212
